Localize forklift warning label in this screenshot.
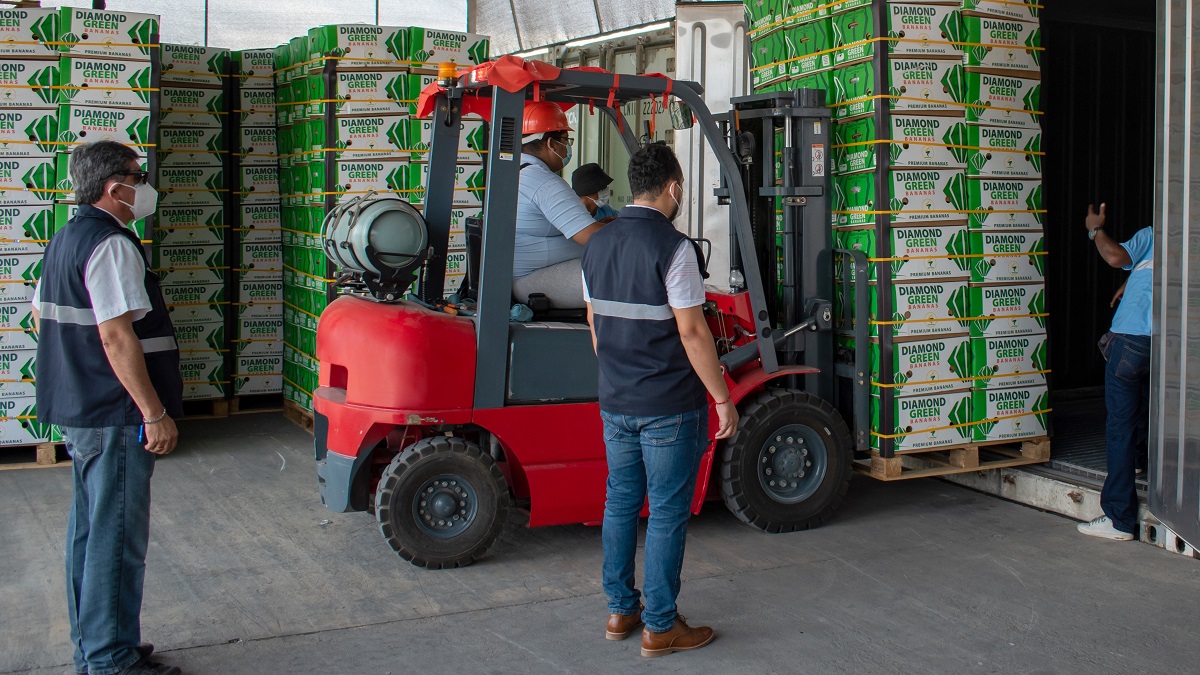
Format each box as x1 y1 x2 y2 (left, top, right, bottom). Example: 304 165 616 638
812 145 825 177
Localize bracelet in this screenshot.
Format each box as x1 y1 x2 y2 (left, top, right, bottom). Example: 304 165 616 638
143 408 168 425
714 397 731 406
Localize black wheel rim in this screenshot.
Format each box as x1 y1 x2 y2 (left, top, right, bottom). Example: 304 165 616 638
412 473 479 539
756 424 828 504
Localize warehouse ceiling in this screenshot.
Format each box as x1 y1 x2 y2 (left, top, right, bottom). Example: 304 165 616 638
472 0 676 54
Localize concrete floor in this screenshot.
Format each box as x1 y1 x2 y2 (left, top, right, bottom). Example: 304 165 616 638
2 414 1197 675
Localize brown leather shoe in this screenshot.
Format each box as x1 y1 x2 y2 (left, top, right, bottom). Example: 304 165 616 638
640 616 715 657
605 606 644 640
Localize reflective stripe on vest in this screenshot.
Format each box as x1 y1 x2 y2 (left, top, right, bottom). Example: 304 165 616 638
589 298 674 321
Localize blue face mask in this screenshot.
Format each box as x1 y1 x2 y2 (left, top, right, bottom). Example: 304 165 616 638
552 136 572 166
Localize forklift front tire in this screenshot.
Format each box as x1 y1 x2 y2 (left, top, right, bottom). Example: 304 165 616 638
375 436 510 569
719 389 852 533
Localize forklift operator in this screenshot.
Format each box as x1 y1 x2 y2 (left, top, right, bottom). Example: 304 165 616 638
512 102 606 309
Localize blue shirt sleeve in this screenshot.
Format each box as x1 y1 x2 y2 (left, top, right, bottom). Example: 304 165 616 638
1120 227 1154 271
530 172 596 240
594 203 620 221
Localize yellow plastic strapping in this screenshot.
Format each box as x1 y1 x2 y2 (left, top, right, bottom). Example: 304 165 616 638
283 264 335 285
869 313 1049 326
871 369 1052 389
867 251 1048 263
829 138 1045 156
833 209 1046 215
831 94 1044 117
870 407 1052 439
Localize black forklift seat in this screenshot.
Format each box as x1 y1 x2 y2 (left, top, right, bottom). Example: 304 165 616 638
507 321 598 403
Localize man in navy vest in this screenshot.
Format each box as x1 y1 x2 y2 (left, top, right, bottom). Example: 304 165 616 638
33 141 184 675
582 142 738 658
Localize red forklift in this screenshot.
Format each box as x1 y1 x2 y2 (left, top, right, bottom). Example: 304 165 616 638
314 57 855 568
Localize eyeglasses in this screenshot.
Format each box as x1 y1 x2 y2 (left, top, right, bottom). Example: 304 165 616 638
107 170 149 185
557 136 575 147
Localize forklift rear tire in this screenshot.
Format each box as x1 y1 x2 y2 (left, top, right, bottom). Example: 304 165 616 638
375 436 510 569
719 389 852 533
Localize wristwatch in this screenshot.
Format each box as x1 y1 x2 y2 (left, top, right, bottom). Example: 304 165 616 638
1088 227 1103 241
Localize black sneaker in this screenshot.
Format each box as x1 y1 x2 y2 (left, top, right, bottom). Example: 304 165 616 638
76 644 156 675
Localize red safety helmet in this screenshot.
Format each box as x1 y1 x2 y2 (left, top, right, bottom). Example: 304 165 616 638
522 101 573 139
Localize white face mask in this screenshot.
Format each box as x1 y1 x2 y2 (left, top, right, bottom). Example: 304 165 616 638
668 183 682 221
594 187 612 207
112 180 158 222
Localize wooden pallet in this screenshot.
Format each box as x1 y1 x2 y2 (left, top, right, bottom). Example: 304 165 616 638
0 442 68 471
283 400 314 434
856 437 1051 481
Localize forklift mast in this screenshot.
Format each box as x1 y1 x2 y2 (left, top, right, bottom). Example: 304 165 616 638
718 90 834 402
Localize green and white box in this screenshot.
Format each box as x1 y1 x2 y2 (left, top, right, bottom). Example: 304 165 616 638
239 204 282 241
308 24 409 70
165 300 225 326
328 114 414 159
0 205 53 253
746 0 783 33
57 8 158 62
0 109 58 157
158 126 223 168
0 302 37 350
784 0 830 28
412 115 487 164
173 321 225 352
238 88 276 127
751 31 790 89
0 59 59 108
890 168 969 224
153 244 223 272
233 49 274 89
402 27 490 70
966 125 1041 179
960 0 1040 23
786 19 834 78
156 205 224 242
0 7 61 58
887 4 963 57
233 368 283 396
0 406 57 445
446 207 483 249
237 299 282 321
831 7 872 66
965 282 1046 338
239 242 283 278
832 57 965 120
179 352 224 393
238 338 283 358
238 165 280 204
182 379 225 401
0 156 55 205
160 44 229 88
834 115 969 175
57 57 152 108
239 316 284 342
0 253 41 301
389 163 484 208
972 383 1049 442
238 126 277 166
962 69 1041 129
967 177 1042 229
385 73 437 117
871 335 972 396
157 166 225 207
240 279 283 304
0 379 36 399
311 70 410 117
968 230 1045 283
58 105 152 149
839 224 972 280
0 348 34 380
159 108 223 129
970 333 1048 390
870 389 974 452
960 16 1040 73
157 266 226 288
53 203 145 238
871 279 969 338
161 282 225 307
160 86 224 116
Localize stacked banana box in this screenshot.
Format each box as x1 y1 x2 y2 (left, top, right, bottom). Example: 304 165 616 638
155 42 230 401
0 7 57 445
747 0 1046 452
273 24 490 412
230 49 284 398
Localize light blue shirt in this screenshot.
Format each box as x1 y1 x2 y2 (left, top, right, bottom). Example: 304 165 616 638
593 203 619 221
1111 227 1153 337
513 154 596 278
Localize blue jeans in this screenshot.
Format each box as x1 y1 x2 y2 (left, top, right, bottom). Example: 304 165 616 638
600 408 707 633
63 425 156 675
1101 334 1151 534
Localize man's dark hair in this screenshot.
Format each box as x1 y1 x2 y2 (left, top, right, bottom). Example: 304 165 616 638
628 141 682 199
70 141 140 205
